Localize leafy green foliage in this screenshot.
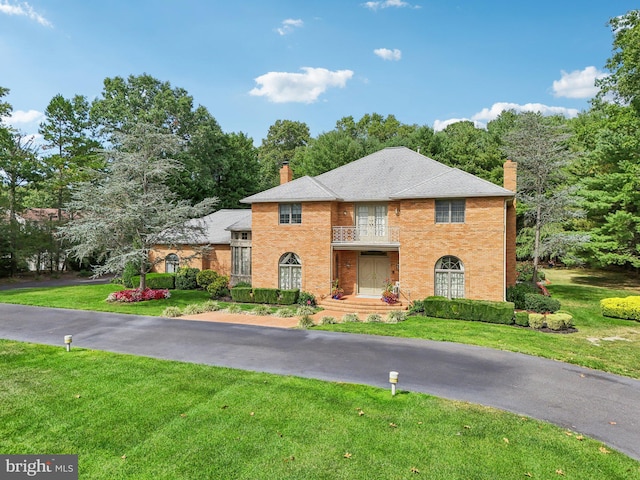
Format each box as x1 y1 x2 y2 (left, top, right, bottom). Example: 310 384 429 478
206 275 229 299
195 269 218 288
230 286 252 303
506 282 539 309
252 288 279 304
601 296 640 321
175 267 200 290
131 273 175 290
422 297 515 324
524 293 561 313
278 289 299 305
297 291 316 307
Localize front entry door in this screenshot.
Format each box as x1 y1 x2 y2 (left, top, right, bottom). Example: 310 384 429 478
358 254 390 296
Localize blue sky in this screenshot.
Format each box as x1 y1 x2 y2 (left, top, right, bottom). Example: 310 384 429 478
1 1 637 145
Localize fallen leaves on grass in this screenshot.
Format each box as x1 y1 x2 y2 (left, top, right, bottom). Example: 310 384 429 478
343 452 353 459
556 469 565 475
599 446 611 454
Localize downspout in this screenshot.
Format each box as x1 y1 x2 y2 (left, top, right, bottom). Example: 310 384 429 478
504 200 507 301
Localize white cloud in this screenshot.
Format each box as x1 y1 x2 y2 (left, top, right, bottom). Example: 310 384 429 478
6 109 44 125
249 67 354 103
0 0 52 27
552 66 608 99
363 0 420 11
434 102 580 132
374 48 401 61
276 18 303 36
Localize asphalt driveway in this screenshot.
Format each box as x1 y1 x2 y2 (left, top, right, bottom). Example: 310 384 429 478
0 303 639 461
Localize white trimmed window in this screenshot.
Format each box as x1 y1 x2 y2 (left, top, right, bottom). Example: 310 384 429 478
435 199 465 223
435 256 465 299
279 252 302 290
165 253 180 273
279 203 302 224
232 246 251 276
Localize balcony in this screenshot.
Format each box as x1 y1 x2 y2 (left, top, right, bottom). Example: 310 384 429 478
332 226 400 246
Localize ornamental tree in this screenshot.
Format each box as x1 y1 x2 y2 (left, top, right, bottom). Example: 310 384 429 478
58 123 217 289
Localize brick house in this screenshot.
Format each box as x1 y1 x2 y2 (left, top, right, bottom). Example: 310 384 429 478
241 146 517 304
150 209 251 279
153 146 516 305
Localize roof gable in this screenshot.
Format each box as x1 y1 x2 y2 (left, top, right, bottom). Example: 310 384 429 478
186 209 251 244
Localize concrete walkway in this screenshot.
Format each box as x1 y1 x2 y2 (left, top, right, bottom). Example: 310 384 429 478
0 303 639 461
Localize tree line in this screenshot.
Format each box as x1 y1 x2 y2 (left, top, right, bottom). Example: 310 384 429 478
0 10 639 278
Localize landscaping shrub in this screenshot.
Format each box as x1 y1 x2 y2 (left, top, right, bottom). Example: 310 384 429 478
298 315 315 329
201 300 221 312
196 269 218 289
514 311 530 327
528 313 545 329
422 297 515 324
298 291 317 307
296 305 315 316
252 304 271 316
524 293 561 313
320 316 337 325
516 263 545 282
600 296 640 321
235 281 252 288
342 313 360 323
107 288 170 303
274 308 296 318
365 313 383 323
253 288 279 304
279 289 299 305
386 310 408 324
225 304 242 314
408 300 424 315
161 306 182 318
122 262 139 288
231 287 253 303
175 267 200 290
207 275 229 299
131 273 175 290
546 313 574 331
507 282 539 310
182 303 206 315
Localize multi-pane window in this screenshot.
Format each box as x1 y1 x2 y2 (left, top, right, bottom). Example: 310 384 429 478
279 204 302 224
435 199 465 223
434 256 465 299
165 253 179 273
279 252 302 290
232 246 251 276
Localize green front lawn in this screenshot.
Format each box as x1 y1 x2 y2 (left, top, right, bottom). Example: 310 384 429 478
1 340 638 479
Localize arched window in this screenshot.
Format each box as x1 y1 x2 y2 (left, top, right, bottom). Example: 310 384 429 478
165 253 180 273
279 252 302 290
435 256 464 299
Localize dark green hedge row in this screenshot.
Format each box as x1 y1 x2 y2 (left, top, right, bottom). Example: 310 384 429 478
230 287 299 305
524 293 561 313
422 296 515 324
131 273 175 289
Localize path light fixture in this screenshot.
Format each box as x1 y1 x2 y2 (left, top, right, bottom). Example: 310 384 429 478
389 371 399 396
64 335 73 352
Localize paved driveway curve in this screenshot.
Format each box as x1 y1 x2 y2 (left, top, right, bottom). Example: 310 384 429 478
0 303 639 461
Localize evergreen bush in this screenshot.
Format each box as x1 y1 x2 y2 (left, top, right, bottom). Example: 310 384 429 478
175 267 200 290
524 293 561 313
279 289 299 305
207 275 229 298
196 269 218 289
507 282 538 309
422 297 515 324
298 291 317 307
231 287 253 303
600 296 640 321
253 288 279 304
131 273 175 289
514 311 530 327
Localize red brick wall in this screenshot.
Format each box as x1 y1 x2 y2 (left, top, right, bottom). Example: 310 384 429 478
251 196 511 302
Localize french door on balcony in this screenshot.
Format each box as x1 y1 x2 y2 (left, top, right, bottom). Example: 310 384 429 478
356 204 387 242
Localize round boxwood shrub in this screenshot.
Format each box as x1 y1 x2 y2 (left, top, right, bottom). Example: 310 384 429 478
196 269 218 289
175 267 200 290
207 275 229 298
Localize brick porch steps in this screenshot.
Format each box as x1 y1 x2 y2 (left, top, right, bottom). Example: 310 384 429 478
318 295 407 314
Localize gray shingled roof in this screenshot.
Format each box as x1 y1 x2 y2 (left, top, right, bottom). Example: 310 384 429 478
186 209 251 243
241 147 513 203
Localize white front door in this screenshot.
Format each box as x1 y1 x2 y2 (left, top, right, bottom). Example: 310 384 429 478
358 254 390 296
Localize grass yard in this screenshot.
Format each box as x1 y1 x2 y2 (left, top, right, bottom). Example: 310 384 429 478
1 340 638 479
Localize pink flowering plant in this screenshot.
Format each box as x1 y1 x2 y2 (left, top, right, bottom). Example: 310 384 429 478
107 288 171 303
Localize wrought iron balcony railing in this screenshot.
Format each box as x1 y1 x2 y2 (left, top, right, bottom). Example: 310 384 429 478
332 226 400 244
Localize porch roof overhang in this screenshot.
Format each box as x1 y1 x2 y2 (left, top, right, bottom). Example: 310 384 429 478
331 243 399 251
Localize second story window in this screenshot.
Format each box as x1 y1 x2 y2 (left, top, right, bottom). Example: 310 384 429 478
435 199 465 223
279 203 302 224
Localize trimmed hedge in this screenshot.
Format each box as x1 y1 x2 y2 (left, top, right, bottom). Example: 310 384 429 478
131 273 175 290
546 313 574 331
230 287 253 303
196 269 218 289
253 288 280 304
524 293 561 313
422 297 515 325
601 296 640 321
279 289 299 305
514 311 530 327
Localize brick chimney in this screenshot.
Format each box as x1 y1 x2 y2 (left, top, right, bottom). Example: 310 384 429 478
503 159 517 192
280 161 293 185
